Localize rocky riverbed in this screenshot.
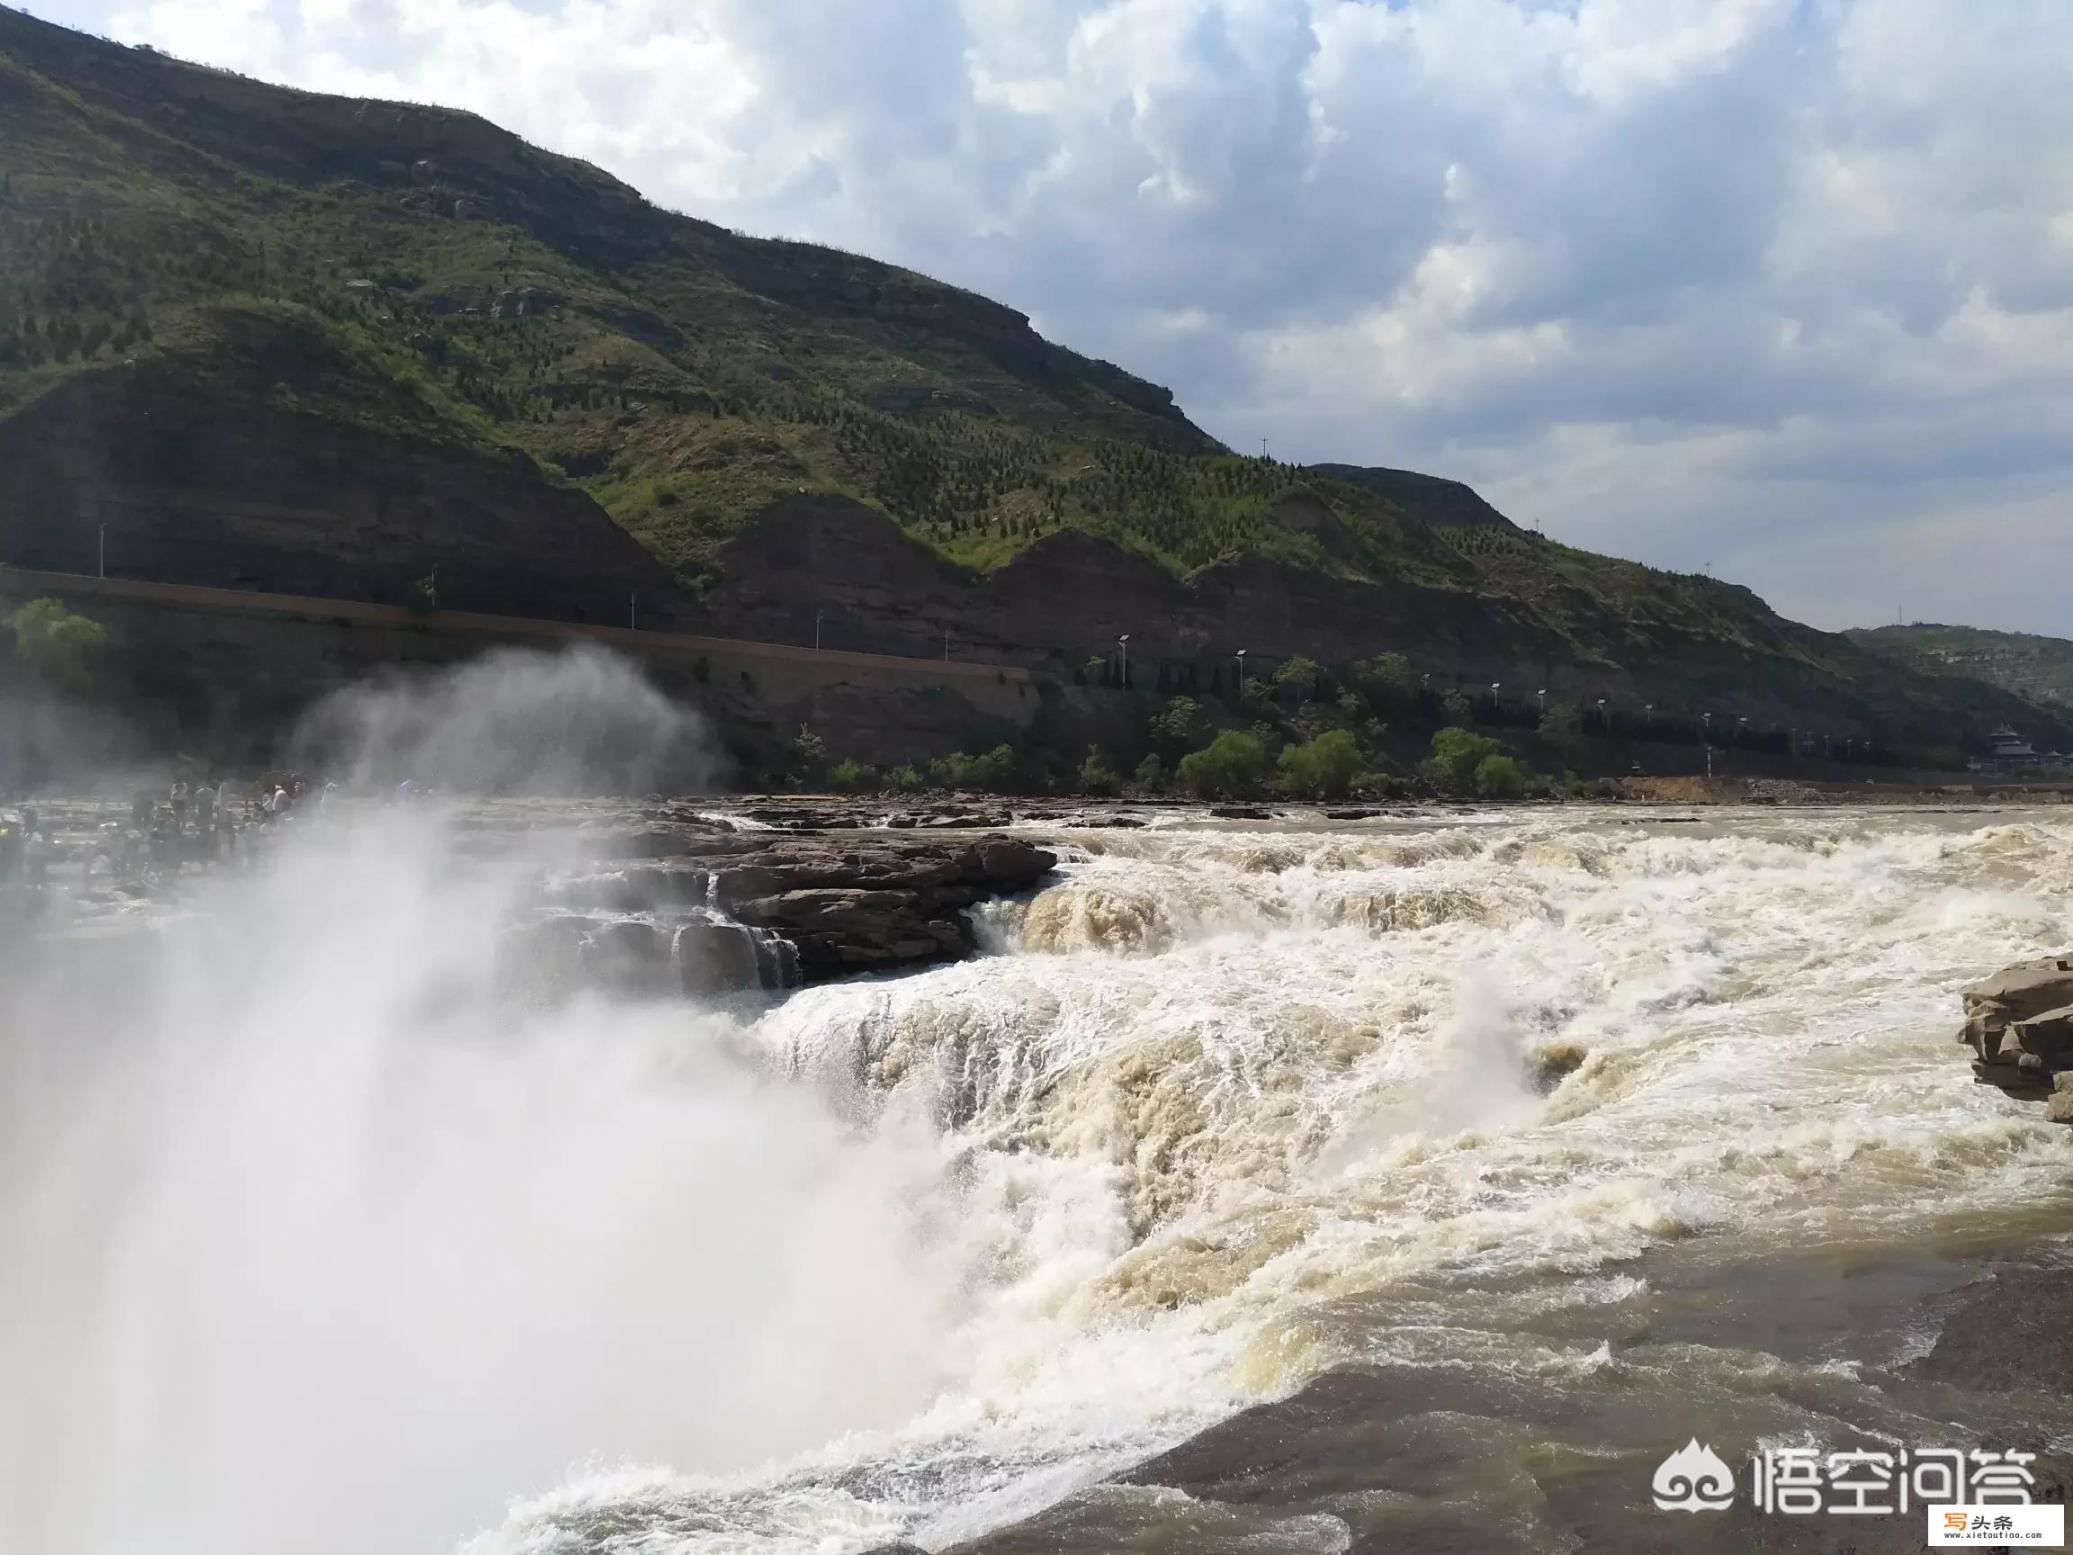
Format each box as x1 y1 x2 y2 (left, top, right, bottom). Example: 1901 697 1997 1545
533 806 1056 991
8 798 2073 1555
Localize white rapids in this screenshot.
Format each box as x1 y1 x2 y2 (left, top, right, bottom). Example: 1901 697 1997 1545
5 805 2072 1555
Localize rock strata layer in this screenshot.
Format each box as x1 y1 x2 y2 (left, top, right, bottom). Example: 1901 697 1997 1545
539 815 1057 994
1957 953 2073 1107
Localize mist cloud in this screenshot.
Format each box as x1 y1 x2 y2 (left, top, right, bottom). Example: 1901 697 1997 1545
291 645 720 795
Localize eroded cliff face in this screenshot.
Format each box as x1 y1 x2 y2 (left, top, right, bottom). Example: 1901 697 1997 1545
688 495 2073 749
0 309 691 627
699 495 1673 700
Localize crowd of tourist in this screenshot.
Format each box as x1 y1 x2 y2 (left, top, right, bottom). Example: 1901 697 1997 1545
0 773 423 892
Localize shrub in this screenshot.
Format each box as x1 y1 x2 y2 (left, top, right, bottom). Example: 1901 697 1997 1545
828 759 877 793
1148 695 1210 755
932 744 1019 792
1276 728 1365 799
7 598 108 696
1078 746 1119 796
1133 753 1166 791
1177 730 1267 798
887 764 924 793
791 725 828 785
1423 727 1502 796
1474 753 1528 798
1272 654 1322 704
1351 653 1415 713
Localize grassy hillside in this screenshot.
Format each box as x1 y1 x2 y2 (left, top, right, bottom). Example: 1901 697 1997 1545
1849 624 2073 711
3 6 2067 765
0 9 1734 603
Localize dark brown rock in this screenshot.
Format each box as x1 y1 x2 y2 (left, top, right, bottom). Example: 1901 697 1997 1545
1912 1265 2073 1397
553 826 1055 983
672 921 764 996
1958 953 2073 1097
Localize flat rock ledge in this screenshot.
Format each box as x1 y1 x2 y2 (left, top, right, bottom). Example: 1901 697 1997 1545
533 820 1057 994
1957 953 2073 1120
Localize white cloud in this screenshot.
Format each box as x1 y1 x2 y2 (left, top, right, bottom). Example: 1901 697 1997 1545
30 0 2073 632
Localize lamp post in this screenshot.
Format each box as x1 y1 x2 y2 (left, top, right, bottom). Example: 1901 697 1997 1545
629 592 637 631
1235 649 1247 691
1536 688 1548 717
1595 696 1608 734
1703 712 1714 781
1118 633 1130 689
943 627 951 662
97 522 106 580
1490 681 1502 718
815 609 824 651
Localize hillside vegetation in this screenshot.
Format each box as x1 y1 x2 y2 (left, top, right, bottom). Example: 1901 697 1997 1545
1849 625 2073 712
3 6 2068 766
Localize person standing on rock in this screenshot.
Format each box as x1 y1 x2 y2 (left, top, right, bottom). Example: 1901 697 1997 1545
194 782 217 856
24 821 49 889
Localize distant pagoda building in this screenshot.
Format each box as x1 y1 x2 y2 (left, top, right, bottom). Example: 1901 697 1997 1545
1972 724 2062 775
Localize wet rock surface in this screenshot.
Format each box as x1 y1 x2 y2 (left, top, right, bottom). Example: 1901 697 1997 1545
543 808 1057 989
942 1246 2073 1555
1958 952 2073 1103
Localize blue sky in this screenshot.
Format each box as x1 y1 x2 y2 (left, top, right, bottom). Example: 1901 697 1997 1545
21 0 2073 635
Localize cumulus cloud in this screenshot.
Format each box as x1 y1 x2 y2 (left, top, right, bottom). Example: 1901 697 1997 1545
30 0 2073 632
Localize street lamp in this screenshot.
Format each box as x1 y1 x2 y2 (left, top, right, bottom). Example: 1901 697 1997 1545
1235 649 1247 690
1118 633 1131 688
943 627 951 662
815 609 824 650
1490 681 1502 716
1536 688 1548 716
1595 696 1608 733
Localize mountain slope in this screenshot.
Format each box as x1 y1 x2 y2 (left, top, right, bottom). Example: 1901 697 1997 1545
1306 464 1518 530
3 6 2068 766
1849 624 2073 712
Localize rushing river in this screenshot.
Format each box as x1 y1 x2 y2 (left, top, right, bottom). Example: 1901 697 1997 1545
5 803 2073 1554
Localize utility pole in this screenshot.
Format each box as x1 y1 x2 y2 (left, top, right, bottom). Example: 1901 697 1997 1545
815 609 824 651
1260 437 1269 459
629 592 637 631
943 627 951 662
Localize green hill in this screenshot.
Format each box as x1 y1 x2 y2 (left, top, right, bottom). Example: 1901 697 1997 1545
1849 624 2073 712
3 5 2068 767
